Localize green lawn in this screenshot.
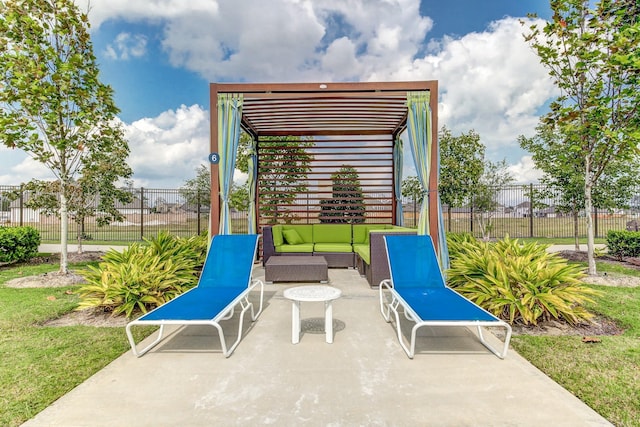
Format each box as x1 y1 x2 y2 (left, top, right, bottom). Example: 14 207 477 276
0 261 152 427
511 264 640 427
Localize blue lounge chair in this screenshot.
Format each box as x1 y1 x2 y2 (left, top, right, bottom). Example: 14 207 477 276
126 234 264 358
379 235 512 359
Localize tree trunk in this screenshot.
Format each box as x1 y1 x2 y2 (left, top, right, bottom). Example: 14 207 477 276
573 210 580 251
59 193 69 274
585 159 597 276
77 218 83 254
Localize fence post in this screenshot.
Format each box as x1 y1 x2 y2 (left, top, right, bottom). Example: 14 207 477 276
529 183 534 238
594 206 599 238
196 190 201 235
140 187 144 240
19 185 24 226
470 195 474 234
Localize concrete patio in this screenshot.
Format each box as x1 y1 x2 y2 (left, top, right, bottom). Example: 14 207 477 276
23 266 611 426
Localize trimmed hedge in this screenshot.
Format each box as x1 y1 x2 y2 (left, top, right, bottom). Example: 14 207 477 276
0 226 41 263
607 230 640 259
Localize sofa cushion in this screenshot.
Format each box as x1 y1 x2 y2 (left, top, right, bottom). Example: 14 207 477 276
283 228 303 245
283 225 313 243
365 224 389 243
353 244 370 264
352 225 368 244
272 225 284 247
312 224 352 244
277 243 314 253
314 243 353 253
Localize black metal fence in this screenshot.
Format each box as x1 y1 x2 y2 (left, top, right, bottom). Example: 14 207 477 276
2 184 638 242
0 186 220 242
402 183 640 239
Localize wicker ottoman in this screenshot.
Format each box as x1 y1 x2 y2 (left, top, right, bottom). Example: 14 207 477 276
265 256 329 283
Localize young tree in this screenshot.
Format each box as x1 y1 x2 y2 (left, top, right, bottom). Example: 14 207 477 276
319 165 365 224
520 126 640 250
523 0 640 274
239 136 311 224
439 126 485 230
180 163 248 212
0 0 132 273
473 159 514 240
401 175 422 227
180 164 211 209
229 182 250 212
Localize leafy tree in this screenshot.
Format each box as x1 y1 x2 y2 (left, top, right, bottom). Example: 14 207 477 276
180 164 210 209
240 136 311 224
523 0 640 274
180 163 248 212
0 194 9 212
520 125 640 249
401 175 422 226
230 182 250 212
401 176 424 226
319 165 365 224
472 159 514 240
401 176 423 204
439 126 485 230
0 0 132 273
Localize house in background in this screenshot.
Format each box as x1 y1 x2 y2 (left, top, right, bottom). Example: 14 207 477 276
113 198 151 216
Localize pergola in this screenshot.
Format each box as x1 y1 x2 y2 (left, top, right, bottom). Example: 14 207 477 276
209 81 444 255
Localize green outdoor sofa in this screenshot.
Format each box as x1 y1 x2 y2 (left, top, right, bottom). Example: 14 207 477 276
262 224 415 286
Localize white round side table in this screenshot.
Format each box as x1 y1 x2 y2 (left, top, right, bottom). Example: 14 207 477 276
283 285 342 344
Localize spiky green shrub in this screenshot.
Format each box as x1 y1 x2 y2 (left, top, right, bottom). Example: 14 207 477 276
447 236 598 326
77 231 207 318
446 232 478 259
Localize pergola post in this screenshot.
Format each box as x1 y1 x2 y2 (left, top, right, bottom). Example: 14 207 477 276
428 81 439 252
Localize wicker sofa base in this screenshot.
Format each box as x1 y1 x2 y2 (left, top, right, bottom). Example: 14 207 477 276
314 252 355 268
265 255 329 283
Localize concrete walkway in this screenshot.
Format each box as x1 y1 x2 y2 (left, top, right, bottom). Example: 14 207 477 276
22 267 612 427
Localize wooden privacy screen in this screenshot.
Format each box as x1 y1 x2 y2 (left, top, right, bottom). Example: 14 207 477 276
257 134 395 227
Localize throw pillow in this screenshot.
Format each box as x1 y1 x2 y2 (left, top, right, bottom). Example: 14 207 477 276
283 229 303 245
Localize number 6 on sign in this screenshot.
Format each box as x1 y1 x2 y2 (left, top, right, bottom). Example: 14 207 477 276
208 152 220 164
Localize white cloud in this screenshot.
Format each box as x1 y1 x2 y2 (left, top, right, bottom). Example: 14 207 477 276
123 104 210 188
508 155 543 184
79 0 432 82
386 18 556 159
66 1 557 187
0 154 55 185
104 32 148 60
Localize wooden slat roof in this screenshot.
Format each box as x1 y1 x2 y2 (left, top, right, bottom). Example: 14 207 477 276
210 81 437 137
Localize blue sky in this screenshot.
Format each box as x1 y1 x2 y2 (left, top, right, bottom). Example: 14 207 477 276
1 0 555 187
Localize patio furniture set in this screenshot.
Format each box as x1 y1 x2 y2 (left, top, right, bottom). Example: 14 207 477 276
126 234 512 359
262 223 416 286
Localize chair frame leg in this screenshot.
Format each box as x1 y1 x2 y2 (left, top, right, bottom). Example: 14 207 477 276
379 281 512 359
126 279 264 358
